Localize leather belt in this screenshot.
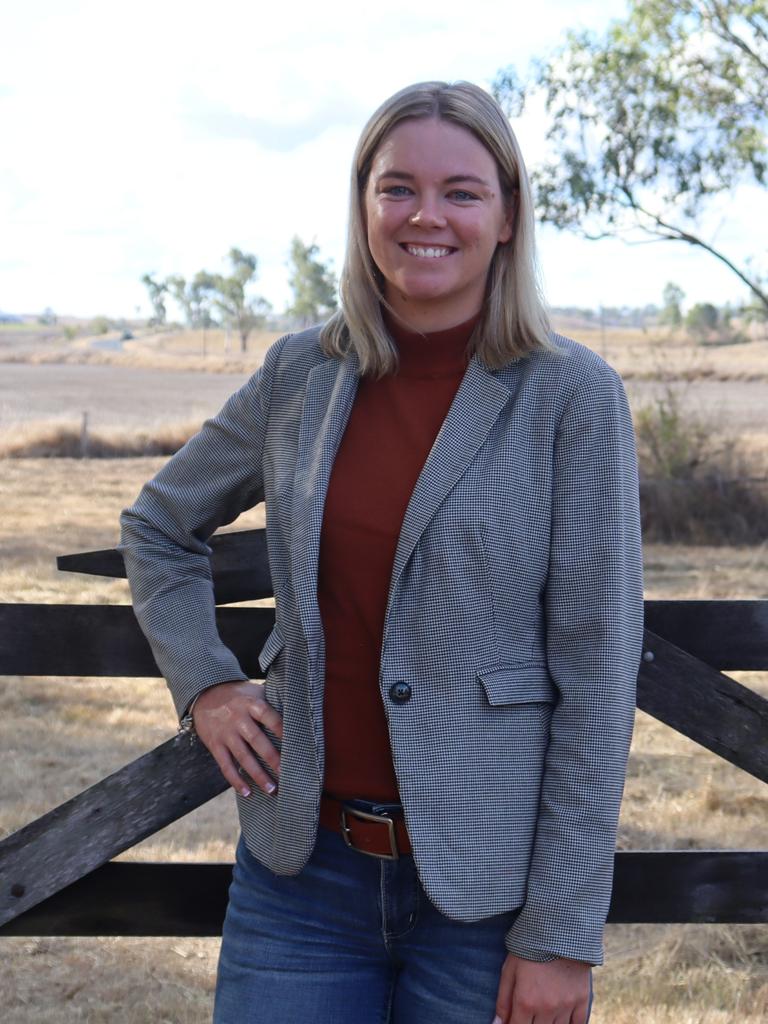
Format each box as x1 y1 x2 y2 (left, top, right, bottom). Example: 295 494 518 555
319 792 412 859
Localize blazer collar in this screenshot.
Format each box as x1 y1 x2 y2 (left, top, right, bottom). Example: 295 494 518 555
386 354 512 620
290 350 513 653
291 352 360 651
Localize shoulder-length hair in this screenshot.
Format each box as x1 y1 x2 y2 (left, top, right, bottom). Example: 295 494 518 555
320 80 553 377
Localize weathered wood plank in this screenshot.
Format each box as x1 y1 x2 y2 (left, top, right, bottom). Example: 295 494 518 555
57 529 272 606
2 851 767 936
609 850 768 924
0 605 274 677
638 628 768 783
4 601 768 680
0 863 232 937
0 733 227 928
645 600 768 670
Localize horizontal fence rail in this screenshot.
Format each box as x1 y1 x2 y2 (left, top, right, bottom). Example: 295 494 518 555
3 851 767 937
0 604 275 678
2 600 768 675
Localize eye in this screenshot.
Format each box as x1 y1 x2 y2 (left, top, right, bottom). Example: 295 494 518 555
449 189 480 202
382 185 412 197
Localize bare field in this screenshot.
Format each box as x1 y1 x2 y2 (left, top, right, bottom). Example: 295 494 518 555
0 364 255 430
1 457 767 1021
2 331 768 469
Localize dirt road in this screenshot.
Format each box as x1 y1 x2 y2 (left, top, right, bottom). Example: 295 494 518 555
0 364 252 429
2 362 765 434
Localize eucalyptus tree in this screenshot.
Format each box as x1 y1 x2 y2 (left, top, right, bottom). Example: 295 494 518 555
494 0 768 314
286 236 338 327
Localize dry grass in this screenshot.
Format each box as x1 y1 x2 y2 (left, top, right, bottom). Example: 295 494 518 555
558 321 768 383
2 456 767 1021
0 419 199 458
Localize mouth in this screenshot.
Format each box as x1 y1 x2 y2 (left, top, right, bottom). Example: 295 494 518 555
399 243 456 259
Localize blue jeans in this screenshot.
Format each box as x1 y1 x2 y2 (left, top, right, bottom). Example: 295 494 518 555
214 821 593 1023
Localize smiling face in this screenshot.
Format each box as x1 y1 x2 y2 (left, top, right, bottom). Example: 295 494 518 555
363 117 514 332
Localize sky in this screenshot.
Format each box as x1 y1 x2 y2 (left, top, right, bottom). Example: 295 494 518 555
1 0 765 321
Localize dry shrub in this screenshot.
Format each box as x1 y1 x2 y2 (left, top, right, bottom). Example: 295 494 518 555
0 420 198 458
637 382 768 544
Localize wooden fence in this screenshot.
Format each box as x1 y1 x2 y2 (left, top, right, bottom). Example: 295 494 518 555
1 528 767 936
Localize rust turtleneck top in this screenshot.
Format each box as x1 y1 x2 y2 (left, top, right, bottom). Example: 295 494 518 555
317 309 481 802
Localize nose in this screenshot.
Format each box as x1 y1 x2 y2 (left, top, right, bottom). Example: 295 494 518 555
408 195 447 229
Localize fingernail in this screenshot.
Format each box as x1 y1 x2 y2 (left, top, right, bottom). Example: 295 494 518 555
266 782 276 794
492 1016 503 1024
240 787 251 797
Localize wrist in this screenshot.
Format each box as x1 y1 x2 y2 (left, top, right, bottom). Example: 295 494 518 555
178 692 202 736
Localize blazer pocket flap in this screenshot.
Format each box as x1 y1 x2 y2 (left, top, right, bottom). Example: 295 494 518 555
257 623 285 675
478 665 557 706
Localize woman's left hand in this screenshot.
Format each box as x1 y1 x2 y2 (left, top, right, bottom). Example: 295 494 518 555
493 952 592 1023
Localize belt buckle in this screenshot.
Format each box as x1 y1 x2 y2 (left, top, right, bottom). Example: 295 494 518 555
340 804 399 860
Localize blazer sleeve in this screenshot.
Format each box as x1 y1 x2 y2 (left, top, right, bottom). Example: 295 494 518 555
504 363 644 966
117 332 291 722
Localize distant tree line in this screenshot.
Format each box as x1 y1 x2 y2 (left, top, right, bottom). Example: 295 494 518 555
552 280 758 342
140 237 337 352
659 281 752 343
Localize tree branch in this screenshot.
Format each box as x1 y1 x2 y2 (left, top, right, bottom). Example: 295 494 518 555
706 2 768 77
620 186 768 311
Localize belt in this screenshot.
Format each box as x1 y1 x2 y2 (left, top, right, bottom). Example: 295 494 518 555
319 792 412 859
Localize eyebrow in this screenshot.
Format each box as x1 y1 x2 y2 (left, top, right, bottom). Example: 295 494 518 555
375 170 492 188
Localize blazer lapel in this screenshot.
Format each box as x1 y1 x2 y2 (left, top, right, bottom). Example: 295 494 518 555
291 353 360 656
386 355 513 618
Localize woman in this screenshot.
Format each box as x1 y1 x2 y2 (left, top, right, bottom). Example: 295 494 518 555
119 80 643 1024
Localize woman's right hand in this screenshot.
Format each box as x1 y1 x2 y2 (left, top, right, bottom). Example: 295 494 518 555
192 680 283 798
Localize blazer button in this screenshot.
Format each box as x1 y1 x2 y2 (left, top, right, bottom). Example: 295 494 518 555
389 681 412 704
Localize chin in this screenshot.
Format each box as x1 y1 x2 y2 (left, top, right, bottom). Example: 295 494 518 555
392 276 456 304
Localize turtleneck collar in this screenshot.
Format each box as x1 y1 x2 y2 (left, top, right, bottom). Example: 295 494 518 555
383 308 481 379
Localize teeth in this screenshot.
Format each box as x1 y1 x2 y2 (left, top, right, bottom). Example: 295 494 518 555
405 245 452 258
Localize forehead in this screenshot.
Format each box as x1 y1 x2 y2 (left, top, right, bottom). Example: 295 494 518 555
370 117 500 182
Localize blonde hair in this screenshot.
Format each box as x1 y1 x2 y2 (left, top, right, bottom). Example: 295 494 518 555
320 80 553 377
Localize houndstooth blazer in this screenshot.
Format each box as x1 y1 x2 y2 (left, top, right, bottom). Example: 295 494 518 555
118 324 644 966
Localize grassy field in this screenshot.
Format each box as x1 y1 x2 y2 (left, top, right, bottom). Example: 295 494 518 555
1 327 767 1021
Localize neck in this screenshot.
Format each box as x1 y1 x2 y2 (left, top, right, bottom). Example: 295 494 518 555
383 296 484 335
382 306 480 378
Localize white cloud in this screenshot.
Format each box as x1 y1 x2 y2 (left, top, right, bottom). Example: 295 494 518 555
1 0 762 318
